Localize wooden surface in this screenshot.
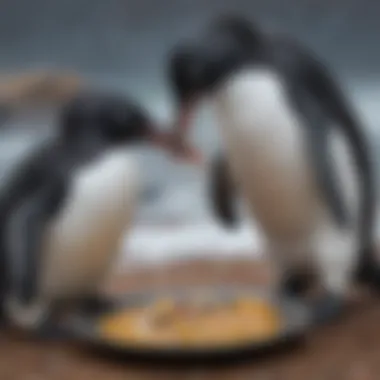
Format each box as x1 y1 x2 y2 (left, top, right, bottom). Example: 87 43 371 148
1 259 379 380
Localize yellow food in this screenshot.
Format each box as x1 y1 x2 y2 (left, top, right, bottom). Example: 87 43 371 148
98 297 282 348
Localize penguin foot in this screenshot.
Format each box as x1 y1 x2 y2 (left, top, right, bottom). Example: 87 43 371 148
355 248 380 295
311 293 345 326
363 271 380 295
32 317 72 341
280 271 316 299
76 295 114 314
355 247 376 284
33 296 113 340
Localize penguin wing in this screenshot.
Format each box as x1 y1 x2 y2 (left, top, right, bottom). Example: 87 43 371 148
292 87 350 228
293 43 375 252
0 143 54 307
208 151 239 227
5 176 68 306
0 142 65 307
0 141 54 219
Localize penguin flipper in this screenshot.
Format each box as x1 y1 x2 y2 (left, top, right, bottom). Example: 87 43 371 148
209 152 239 228
0 146 52 318
303 113 350 228
6 176 67 314
274 39 351 227
298 48 376 272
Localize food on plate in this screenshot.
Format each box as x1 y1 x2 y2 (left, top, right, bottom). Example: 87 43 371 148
98 296 282 348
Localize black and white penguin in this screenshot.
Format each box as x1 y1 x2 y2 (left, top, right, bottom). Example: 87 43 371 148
167 15 379 323
0 91 188 333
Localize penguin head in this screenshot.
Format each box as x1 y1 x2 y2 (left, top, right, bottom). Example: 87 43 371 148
168 14 264 105
59 92 155 146
58 92 203 163
168 15 266 154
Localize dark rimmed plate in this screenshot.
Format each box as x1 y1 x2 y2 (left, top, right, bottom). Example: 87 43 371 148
61 286 313 363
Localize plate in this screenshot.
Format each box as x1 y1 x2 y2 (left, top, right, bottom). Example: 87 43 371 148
62 286 313 363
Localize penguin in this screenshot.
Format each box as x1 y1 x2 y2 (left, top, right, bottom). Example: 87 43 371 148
0 90 195 334
166 15 379 323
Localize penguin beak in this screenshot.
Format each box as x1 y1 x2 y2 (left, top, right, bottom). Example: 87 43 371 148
169 100 203 165
175 100 195 139
148 129 172 150
148 114 203 166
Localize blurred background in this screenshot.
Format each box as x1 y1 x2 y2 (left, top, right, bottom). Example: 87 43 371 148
0 0 380 266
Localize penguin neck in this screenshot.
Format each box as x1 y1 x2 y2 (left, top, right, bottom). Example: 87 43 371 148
206 43 271 97
56 134 111 167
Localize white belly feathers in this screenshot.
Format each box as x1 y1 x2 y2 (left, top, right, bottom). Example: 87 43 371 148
40 148 140 299
213 68 320 241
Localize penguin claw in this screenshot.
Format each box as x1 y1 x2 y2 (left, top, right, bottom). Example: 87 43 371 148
76 295 113 314
280 271 315 299
311 293 345 325
279 272 346 325
32 296 112 341
33 318 71 341
356 251 380 294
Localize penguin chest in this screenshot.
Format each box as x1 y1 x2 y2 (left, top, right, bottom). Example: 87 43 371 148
40 149 140 299
214 69 318 239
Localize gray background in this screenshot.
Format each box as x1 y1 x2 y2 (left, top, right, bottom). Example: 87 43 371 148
0 0 379 222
